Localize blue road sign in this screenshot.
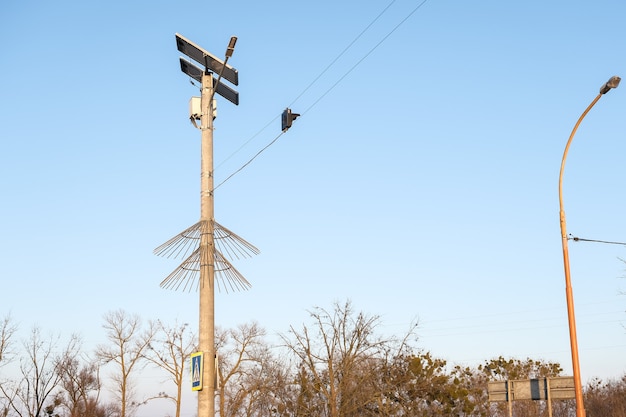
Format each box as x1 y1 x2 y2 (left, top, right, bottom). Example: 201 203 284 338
191 352 203 391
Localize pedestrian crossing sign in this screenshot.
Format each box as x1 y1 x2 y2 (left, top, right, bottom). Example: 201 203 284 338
191 352 203 391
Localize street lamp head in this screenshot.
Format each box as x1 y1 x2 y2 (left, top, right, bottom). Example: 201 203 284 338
599 75 621 94
225 36 237 58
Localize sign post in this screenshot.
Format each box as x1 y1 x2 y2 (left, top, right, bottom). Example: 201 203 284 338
487 377 575 417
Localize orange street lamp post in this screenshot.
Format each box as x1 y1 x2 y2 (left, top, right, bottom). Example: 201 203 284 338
558 75 620 417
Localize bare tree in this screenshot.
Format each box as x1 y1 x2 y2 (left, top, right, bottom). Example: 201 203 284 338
143 320 196 417
56 350 108 417
585 373 626 417
0 314 17 368
0 327 80 417
95 310 154 417
281 300 416 417
0 313 18 416
215 321 272 417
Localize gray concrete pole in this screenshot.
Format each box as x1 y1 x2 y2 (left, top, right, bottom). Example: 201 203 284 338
198 71 216 417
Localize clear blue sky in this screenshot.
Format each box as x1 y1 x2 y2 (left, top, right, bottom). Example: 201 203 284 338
2 0 626 415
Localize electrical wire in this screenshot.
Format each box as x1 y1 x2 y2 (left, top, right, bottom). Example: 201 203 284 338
214 0 431 189
301 0 430 117
569 234 626 246
215 0 399 171
214 132 285 191
287 0 399 109
215 116 278 171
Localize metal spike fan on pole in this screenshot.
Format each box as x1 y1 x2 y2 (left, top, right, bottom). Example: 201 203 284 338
154 220 259 292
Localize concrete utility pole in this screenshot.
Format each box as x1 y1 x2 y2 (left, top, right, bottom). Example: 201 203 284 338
156 32 256 417
172 33 241 417
198 69 216 417
156 32 263 417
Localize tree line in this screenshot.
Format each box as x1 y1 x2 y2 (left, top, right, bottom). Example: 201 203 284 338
1 301 625 417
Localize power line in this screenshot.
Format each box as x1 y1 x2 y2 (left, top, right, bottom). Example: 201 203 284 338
215 116 277 171
215 0 401 173
301 0 430 117
569 234 626 246
287 0 400 109
214 131 285 191
214 0 431 189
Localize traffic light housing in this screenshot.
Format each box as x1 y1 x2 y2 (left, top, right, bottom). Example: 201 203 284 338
281 108 300 132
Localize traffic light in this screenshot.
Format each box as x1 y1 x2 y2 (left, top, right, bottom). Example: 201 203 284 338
281 108 300 132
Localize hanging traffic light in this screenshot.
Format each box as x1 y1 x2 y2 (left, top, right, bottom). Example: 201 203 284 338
281 108 300 132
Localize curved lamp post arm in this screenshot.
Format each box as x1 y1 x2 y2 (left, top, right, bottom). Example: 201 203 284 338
559 93 602 209
558 75 620 417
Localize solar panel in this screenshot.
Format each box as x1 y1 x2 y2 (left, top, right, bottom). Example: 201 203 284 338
180 59 239 106
176 33 239 86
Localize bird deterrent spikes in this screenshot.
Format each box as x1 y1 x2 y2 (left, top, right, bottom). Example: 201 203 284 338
155 220 259 293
